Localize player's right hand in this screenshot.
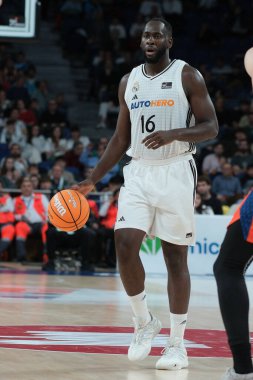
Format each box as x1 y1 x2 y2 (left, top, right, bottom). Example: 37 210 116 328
71 179 95 196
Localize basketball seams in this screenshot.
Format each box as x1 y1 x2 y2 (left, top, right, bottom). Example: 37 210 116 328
74 190 83 222
59 190 78 229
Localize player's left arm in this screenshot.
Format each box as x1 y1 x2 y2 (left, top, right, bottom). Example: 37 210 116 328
142 65 219 149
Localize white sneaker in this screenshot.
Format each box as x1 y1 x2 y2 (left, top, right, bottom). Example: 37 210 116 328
222 368 253 380
128 313 162 361
156 338 188 370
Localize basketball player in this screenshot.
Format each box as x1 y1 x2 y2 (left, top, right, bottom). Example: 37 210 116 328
214 190 253 380
73 18 218 369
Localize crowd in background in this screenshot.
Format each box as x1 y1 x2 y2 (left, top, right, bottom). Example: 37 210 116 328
1 0 253 269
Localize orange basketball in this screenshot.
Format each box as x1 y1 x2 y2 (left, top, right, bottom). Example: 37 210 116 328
48 189 90 232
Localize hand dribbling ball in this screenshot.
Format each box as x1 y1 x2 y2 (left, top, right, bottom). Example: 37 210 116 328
48 189 90 231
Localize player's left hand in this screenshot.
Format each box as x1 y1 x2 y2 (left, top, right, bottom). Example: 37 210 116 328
142 131 175 149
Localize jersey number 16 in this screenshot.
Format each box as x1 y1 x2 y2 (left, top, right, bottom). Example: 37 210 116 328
141 115 155 133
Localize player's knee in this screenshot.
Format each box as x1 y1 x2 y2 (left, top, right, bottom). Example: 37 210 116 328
115 235 133 263
164 246 188 273
213 257 221 279
213 254 228 280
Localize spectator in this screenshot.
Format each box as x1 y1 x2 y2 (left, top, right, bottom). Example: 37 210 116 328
5 143 28 175
202 142 226 177
28 124 47 154
64 141 85 180
40 99 68 132
80 143 120 190
97 188 120 268
27 164 40 178
22 141 42 165
240 164 253 193
29 174 40 190
0 118 26 148
102 174 124 193
25 65 37 98
16 98 37 126
8 107 27 147
0 157 20 188
0 89 11 121
33 80 50 114
97 92 119 129
212 162 243 205
197 175 223 214
194 192 214 215
109 18 127 51
44 223 96 272
13 178 49 263
66 125 90 150
51 157 75 186
230 139 253 170
44 125 68 160
7 75 30 104
0 179 15 256
39 176 53 199
50 163 70 191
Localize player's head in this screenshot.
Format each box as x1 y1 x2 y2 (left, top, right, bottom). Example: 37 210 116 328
140 18 173 64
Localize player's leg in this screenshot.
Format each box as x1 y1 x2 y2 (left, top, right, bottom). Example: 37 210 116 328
115 228 161 361
156 242 189 370
213 220 253 378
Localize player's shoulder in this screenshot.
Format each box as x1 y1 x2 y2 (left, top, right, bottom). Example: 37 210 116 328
118 73 131 94
182 64 204 84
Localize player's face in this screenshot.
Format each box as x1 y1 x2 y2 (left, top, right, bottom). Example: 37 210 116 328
141 21 172 64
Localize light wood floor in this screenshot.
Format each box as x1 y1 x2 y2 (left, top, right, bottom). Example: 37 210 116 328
0 263 252 380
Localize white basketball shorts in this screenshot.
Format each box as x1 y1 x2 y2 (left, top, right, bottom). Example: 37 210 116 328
115 154 197 245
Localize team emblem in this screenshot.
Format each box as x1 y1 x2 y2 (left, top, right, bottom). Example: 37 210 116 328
132 82 139 92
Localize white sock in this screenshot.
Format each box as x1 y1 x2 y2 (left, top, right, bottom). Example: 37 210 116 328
129 290 151 325
170 312 187 344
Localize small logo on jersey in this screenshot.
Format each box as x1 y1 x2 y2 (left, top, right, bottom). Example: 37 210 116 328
186 233 192 238
132 94 138 100
132 82 139 92
118 216 125 222
161 82 172 89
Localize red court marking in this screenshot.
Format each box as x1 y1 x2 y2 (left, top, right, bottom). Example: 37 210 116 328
0 326 250 357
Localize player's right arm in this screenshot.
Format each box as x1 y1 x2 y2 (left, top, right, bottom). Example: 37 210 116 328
73 74 131 196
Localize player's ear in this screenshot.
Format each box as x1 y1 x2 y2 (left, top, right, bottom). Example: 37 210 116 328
167 36 173 48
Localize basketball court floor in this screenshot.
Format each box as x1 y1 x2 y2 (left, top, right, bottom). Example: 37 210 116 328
0 263 252 380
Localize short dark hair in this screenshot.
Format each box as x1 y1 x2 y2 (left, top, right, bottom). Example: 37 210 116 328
197 175 211 185
147 18 173 36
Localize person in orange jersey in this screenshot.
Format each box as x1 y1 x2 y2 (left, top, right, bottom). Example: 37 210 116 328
13 178 49 263
0 180 15 256
214 189 253 380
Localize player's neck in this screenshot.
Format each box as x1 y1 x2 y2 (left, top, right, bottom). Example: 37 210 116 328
144 57 171 77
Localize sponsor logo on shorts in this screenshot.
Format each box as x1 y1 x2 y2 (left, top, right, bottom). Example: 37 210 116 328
117 216 125 222
186 233 192 238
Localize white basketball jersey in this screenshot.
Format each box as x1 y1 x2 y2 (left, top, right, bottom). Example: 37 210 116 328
125 59 196 160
